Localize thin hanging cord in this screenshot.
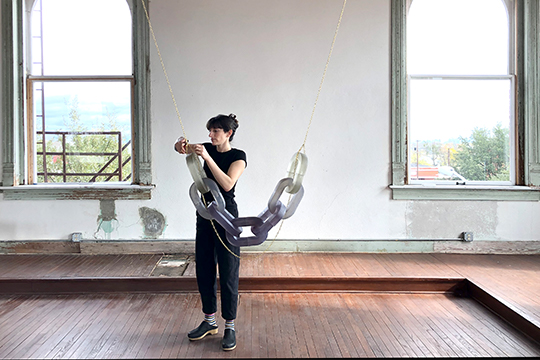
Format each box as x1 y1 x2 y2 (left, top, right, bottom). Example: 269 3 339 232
140 0 187 140
262 0 347 249
140 0 347 256
140 0 240 258
299 0 347 154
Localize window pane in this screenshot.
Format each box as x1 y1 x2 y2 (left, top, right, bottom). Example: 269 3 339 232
32 81 132 183
31 0 131 76
408 0 509 75
408 79 512 183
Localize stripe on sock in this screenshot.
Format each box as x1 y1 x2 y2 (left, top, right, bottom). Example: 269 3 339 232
225 319 235 331
204 313 217 326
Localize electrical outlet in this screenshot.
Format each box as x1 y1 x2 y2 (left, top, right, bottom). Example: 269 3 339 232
462 232 473 242
71 232 82 242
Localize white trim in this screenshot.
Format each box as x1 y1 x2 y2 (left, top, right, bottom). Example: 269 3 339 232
0 184 154 190
390 184 540 201
1 183 154 200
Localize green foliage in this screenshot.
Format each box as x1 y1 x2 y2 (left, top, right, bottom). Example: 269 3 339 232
38 96 132 183
410 124 510 182
453 124 510 181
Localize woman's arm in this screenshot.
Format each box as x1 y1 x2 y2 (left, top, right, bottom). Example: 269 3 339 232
191 144 246 192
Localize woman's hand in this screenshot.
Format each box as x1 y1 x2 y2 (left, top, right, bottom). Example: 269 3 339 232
176 139 244 191
174 138 210 161
190 144 210 161
174 137 188 154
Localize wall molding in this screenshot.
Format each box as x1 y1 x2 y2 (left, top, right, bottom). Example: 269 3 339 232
0 240 538 255
390 0 407 186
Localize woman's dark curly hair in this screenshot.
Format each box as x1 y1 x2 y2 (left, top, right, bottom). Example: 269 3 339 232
206 113 240 142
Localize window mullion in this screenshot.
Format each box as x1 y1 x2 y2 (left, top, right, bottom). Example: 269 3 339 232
409 75 514 80
27 75 134 82
26 79 36 184
523 0 540 186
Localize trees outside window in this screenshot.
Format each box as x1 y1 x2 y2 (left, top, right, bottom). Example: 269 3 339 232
454 124 510 182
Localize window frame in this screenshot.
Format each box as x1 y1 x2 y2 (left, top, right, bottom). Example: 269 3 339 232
26 75 135 185
390 0 540 201
1 0 153 200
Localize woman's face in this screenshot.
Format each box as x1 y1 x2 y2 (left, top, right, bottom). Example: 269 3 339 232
208 127 231 146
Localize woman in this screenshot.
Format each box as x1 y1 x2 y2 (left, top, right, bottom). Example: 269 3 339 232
174 113 246 351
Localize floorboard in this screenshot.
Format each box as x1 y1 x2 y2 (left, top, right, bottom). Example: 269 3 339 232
1 253 540 358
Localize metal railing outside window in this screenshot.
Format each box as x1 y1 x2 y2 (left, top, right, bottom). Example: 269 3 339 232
36 130 132 183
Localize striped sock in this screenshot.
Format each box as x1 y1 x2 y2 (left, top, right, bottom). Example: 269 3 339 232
225 319 235 331
204 313 217 327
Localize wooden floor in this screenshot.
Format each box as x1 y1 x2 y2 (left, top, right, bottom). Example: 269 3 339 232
0 253 539 358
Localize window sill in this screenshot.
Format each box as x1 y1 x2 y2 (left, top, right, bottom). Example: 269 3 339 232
0 183 155 200
390 185 540 201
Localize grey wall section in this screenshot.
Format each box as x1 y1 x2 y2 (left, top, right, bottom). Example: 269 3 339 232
0 0 539 250
405 202 498 240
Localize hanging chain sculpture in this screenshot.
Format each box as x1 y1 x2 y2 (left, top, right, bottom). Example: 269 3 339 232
187 152 307 246
141 0 347 249
178 0 347 247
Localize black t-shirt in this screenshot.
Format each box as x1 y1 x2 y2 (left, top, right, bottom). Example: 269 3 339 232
202 143 247 215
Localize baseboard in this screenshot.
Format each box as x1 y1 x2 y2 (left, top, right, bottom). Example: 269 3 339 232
80 240 195 254
245 240 540 254
0 239 538 255
0 240 81 254
433 240 540 254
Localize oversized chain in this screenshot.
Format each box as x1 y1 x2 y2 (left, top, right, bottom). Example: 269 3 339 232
188 152 307 247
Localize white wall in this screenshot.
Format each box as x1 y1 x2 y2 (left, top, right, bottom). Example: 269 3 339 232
148 0 407 241
1 0 539 245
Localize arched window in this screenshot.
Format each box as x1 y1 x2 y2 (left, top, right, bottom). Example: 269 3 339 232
29 0 133 184
407 0 514 185
2 0 151 199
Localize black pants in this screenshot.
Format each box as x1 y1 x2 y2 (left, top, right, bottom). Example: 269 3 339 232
195 213 240 320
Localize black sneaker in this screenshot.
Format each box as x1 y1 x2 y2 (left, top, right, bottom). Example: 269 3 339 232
187 321 218 341
221 329 236 351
